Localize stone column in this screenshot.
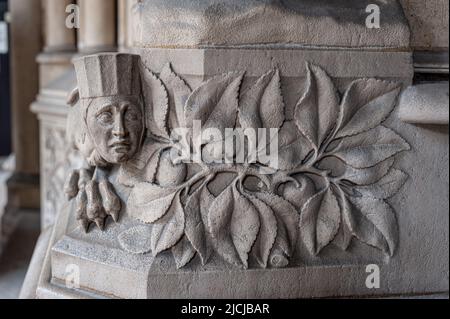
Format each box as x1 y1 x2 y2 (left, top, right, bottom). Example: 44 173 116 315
38 0 77 88
77 0 117 53
7 0 42 212
118 0 128 50
43 0 76 53
118 0 139 50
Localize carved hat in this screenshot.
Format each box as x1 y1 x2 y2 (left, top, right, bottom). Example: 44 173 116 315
73 53 141 99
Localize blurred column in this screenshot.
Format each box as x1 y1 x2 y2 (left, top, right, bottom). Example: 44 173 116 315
37 0 77 88
118 0 139 50
78 0 117 53
7 0 42 211
43 0 76 53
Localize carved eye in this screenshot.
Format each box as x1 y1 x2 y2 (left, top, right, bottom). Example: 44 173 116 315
125 109 139 122
97 111 113 125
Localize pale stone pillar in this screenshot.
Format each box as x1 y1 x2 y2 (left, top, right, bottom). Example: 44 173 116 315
118 0 139 50
78 0 117 53
7 0 42 211
38 0 77 88
43 0 76 52
118 0 128 50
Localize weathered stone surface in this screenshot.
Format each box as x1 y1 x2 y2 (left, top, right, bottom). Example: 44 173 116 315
400 0 449 51
133 0 410 49
398 82 449 125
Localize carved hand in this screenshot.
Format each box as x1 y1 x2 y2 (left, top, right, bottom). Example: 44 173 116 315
64 167 121 232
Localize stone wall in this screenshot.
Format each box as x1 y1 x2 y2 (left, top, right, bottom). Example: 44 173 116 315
400 0 449 51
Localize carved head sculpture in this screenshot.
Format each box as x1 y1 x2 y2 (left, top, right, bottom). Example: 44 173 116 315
69 53 145 167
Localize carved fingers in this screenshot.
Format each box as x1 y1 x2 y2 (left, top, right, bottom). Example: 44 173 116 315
64 170 80 200
99 179 121 223
72 168 92 232
65 168 122 233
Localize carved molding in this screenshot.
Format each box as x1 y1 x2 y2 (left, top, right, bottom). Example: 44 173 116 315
66 53 410 270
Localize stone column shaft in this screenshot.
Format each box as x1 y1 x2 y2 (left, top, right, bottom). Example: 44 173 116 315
8 0 42 210
77 0 117 53
118 0 139 50
43 0 76 52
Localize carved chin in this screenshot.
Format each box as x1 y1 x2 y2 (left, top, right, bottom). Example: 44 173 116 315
103 149 133 164
111 152 131 164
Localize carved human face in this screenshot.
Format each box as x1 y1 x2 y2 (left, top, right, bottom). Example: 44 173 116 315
86 96 144 164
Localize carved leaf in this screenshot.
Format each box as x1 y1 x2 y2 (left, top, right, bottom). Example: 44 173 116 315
333 126 410 169
172 236 196 269
332 187 353 251
151 194 185 256
239 69 284 130
246 195 278 268
117 138 165 186
274 121 313 170
118 225 153 255
208 184 260 268
207 185 240 266
294 63 340 149
185 72 244 142
155 150 188 187
343 195 398 256
352 169 408 199
127 183 178 224
337 79 401 138
230 187 260 268
255 192 299 257
281 175 317 210
300 187 341 255
140 63 170 139
340 157 395 185
333 212 353 251
184 184 214 265
159 63 192 130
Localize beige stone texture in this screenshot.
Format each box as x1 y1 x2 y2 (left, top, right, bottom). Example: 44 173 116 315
42 0 76 52
400 0 449 51
77 0 117 53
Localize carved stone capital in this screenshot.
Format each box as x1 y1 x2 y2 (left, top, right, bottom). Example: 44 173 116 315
65 53 411 270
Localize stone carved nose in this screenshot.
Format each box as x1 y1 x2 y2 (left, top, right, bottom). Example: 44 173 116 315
112 114 127 137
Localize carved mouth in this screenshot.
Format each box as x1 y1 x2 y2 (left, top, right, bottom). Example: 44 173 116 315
110 141 131 153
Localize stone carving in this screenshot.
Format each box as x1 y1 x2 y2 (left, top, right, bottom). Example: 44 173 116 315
66 53 410 270
42 126 73 228
65 53 144 231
